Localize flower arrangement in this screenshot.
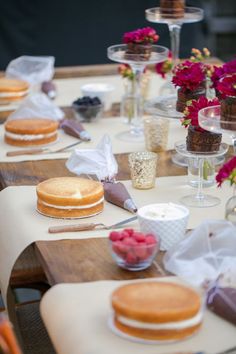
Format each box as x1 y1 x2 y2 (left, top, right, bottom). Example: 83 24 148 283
181 96 219 132
123 27 159 44
172 60 207 91
155 48 211 79
216 156 236 187
217 74 236 98
211 59 236 90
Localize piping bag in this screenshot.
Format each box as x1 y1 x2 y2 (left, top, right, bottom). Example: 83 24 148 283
60 119 91 141
66 135 137 213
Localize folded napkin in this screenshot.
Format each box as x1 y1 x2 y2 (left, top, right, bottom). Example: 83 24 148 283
66 135 137 213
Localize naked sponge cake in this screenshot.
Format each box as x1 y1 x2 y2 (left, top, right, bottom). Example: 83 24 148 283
0 78 29 105
4 118 59 146
111 281 203 341
36 177 104 218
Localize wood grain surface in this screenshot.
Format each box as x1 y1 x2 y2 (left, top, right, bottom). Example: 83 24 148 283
35 239 167 286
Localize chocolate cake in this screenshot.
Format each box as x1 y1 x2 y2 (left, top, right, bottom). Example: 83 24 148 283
125 43 152 61
186 125 222 153
207 286 236 326
220 97 236 131
176 85 206 113
160 0 185 19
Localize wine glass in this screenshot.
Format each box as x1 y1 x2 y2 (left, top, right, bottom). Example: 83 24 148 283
175 141 228 208
199 105 236 154
107 44 168 142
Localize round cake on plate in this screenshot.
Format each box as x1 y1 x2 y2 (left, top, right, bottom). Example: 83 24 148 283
4 118 59 146
111 281 203 341
36 177 104 219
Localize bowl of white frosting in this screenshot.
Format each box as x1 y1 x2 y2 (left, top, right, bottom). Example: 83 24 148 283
137 203 189 251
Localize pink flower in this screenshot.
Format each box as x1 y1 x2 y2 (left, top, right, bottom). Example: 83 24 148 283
217 74 236 98
216 156 236 187
182 96 219 132
123 27 159 44
155 51 173 79
172 61 206 91
211 59 236 89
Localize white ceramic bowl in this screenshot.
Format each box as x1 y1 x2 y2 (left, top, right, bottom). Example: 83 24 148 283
137 203 189 251
81 83 114 110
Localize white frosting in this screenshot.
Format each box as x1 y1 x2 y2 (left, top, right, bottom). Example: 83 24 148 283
0 90 29 97
5 131 57 141
140 203 187 220
117 310 203 330
41 197 104 210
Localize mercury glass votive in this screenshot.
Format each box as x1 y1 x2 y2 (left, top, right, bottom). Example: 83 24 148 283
128 151 157 189
144 117 169 153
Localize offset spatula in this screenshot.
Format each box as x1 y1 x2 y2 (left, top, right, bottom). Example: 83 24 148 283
48 215 138 234
6 141 82 157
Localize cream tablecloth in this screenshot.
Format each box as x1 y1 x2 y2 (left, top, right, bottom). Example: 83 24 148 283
40 277 236 354
0 176 233 305
0 117 186 162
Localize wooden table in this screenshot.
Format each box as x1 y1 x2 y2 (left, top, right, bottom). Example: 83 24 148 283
0 59 227 289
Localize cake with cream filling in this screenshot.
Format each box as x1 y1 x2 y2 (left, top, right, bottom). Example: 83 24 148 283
36 177 104 219
0 78 29 105
160 0 185 19
111 281 203 341
4 118 58 146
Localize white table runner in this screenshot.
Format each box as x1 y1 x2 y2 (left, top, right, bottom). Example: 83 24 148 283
0 176 232 305
40 277 236 354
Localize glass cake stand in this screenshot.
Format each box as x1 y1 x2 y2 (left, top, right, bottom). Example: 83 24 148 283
199 105 236 154
175 141 228 208
107 44 168 142
145 7 204 118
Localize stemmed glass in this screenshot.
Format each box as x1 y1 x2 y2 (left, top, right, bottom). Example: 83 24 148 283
175 141 228 207
145 6 204 118
107 44 168 142
199 105 236 154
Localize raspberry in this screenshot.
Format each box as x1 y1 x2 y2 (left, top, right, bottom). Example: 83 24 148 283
112 241 128 257
123 228 134 236
126 252 137 265
109 231 121 241
120 231 130 239
133 232 146 242
123 237 137 246
134 246 148 261
145 235 157 245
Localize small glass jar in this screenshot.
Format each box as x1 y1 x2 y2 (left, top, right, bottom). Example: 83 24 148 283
144 117 169 153
128 151 158 189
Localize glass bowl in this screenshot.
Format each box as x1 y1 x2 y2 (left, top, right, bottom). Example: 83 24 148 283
72 101 103 123
109 233 160 271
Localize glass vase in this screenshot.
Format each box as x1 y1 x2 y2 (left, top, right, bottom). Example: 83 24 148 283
225 191 236 223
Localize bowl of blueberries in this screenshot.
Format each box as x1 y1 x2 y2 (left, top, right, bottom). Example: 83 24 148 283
72 96 103 122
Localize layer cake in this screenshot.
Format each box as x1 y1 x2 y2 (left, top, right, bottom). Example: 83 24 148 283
111 281 203 341
37 177 104 219
4 118 58 146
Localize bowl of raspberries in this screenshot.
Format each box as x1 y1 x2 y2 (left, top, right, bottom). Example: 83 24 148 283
109 228 160 271
72 96 103 122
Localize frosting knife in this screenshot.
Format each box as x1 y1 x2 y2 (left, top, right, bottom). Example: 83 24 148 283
6 140 83 157
48 215 138 234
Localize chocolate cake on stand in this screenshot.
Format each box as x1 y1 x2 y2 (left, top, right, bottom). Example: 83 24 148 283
160 0 185 19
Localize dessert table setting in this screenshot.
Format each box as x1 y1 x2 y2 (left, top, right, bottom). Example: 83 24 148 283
0 1 236 354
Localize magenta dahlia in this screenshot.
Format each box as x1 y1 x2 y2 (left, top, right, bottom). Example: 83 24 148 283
217 74 236 98
216 156 236 187
211 59 236 89
172 61 206 91
123 27 159 44
182 96 219 132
